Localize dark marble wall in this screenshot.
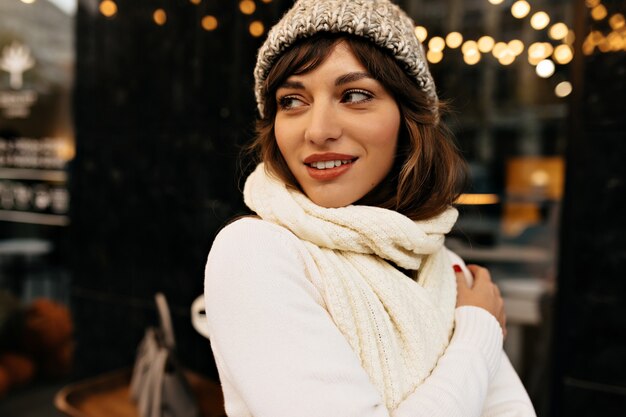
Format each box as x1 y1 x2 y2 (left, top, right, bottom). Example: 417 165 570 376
69 0 289 377
552 1 626 415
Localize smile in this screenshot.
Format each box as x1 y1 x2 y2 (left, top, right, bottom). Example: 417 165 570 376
306 159 355 170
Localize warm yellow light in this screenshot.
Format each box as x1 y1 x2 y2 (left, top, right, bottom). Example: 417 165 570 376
99 0 117 17
536 59 555 78
249 20 265 37
463 49 481 65
564 30 576 45
415 26 428 42
446 32 463 49
508 39 525 56
530 11 550 30
492 41 507 58
461 40 478 54
609 13 626 30
590 30 604 44
554 81 572 98
597 37 611 52
499 50 516 65
189 0 201 4
426 50 443 64
239 0 256 15
607 31 624 50
554 45 573 64
511 1 531 19
591 5 608 21
585 0 600 7
428 36 446 52
528 42 553 60
202 15 218 31
582 39 595 55
261 0 272 3
549 23 569 40
478 36 495 52
456 194 500 205
153 9 167 25
20 0 36 3
488 0 504 4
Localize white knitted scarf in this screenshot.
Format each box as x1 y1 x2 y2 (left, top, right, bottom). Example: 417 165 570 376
243 164 458 410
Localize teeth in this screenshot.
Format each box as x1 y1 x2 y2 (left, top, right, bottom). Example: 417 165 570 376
310 160 352 169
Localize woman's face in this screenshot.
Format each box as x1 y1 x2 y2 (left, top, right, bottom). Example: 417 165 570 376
274 41 401 208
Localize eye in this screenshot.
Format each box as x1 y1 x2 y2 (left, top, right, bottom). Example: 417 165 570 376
277 95 305 110
341 89 373 104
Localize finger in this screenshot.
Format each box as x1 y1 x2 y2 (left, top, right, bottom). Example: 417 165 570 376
453 264 468 288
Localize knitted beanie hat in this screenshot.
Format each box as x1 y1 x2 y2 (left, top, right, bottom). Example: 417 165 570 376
254 0 437 118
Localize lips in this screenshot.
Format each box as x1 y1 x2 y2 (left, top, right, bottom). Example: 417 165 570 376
303 153 357 180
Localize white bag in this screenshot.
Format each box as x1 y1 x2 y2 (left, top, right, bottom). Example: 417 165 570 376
130 293 199 417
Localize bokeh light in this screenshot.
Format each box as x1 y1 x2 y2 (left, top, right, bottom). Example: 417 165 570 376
446 32 463 49
555 81 573 97
511 1 531 19
536 59 556 78
530 11 550 30
415 26 428 43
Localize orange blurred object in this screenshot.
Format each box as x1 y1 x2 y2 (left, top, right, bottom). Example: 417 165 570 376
0 352 36 386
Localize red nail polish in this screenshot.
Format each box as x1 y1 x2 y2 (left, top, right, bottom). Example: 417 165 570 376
453 264 462 273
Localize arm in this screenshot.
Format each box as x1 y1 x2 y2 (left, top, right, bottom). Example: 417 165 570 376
447 250 536 417
204 218 513 417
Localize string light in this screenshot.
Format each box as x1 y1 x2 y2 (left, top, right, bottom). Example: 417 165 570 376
20 0 36 3
591 5 608 21
499 50 516 65
239 0 256 15
549 23 569 40
249 20 265 37
511 1 531 19
201 15 218 31
463 49 481 65
99 0 117 17
530 12 550 30
478 36 495 53
446 32 463 48
609 13 625 30
508 39 524 56
426 50 443 63
189 0 201 4
536 59 555 78
428 36 446 52
461 40 478 55
487 0 504 5
555 81 572 97
153 9 167 25
492 42 507 58
261 0 273 3
414 26 428 42
585 0 600 7
553 45 573 64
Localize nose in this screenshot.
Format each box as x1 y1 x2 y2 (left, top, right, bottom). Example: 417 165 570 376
303 102 342 146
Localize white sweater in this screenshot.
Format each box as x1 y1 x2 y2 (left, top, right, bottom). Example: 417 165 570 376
204 217 536 417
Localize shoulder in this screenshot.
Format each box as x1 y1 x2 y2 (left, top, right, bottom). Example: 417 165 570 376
209 217 304 258
205 217 323 298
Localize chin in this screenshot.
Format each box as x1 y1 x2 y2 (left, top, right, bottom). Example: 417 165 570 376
308 192 359 209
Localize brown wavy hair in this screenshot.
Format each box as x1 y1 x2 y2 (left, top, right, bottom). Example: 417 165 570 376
247 33 468 221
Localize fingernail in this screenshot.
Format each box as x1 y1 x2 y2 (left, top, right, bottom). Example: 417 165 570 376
453 264 462 273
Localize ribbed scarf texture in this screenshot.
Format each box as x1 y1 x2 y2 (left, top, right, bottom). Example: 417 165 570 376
243 163 459 409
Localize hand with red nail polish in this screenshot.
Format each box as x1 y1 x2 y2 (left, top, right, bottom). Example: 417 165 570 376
453 264 507 338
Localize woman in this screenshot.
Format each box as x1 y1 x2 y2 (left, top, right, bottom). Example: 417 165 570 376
204 0 536 416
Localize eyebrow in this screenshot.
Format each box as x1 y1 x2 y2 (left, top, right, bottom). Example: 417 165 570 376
277 71 374 90
335 71 373 86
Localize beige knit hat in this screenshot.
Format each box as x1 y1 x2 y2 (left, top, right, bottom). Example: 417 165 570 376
254 0 437 118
